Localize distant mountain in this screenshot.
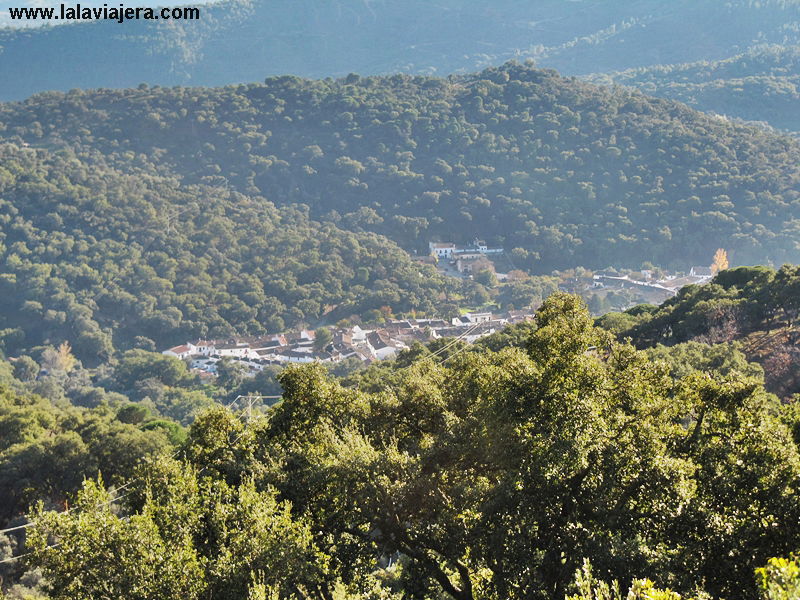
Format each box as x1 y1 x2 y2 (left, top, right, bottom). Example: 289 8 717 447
588 45 800 135
2 0 800 100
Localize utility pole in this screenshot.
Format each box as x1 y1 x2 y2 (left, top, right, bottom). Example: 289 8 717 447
230 394 282 425
245 394 255 424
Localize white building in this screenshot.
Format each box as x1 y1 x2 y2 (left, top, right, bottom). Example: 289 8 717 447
464 312 493 324
469 238 503 255
163 343 196 359
431 238 503 261
455 254 486 273
191 357 219 373
367 331 405 360
215 343 251 358
690 266 713 278
192 340 215 355
429 242 457 259
351 325 367 343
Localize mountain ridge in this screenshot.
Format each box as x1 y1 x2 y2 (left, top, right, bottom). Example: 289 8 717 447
4 63 799 269
2 0 800 100
588 45 800 135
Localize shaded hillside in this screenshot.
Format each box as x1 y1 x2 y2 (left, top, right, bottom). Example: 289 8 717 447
589 45 800 135
3 63 800 273
0 144 444 361
2 0 800 100
598 264 800 398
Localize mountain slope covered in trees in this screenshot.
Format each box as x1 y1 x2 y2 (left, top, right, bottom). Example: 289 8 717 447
0 143 445 361
2 0 800 100
3 63 800 273
588 45 800 135
5 63 800 361
598 264 800 399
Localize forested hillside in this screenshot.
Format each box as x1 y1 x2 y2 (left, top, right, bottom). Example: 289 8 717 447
5 1 800 598
0 143 444 360
598 264 800 398
589 45 800 135
4 63 800 360
4 63 800 270
3 294 799 600
2 0 800 100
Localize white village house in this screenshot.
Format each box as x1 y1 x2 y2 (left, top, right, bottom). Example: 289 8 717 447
163 343 196 359
429 242 457 259
214 342 253 359
429 238 503 261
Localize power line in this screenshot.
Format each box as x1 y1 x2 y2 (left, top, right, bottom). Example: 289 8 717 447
0 338 486 565
0 413 258 564
437 337 479 364
224 394 280 424
425 321 483 361
0 543 61 565
0 482 139 537
3 420 261 565
0 332 483 564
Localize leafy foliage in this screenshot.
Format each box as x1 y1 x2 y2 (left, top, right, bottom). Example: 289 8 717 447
0 143 444 360
2 64 800 364
23 294 800 600
756 556 800 600
0 385 173 523
567 561 687 600
599 265 800 396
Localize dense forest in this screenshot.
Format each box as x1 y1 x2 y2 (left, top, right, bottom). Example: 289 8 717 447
3 63 800 358
589 45 800 135
0 143 445 360
4 62 800 272
4 6 800 596
2 293 800 599
0 338 283 537
2 0 800 100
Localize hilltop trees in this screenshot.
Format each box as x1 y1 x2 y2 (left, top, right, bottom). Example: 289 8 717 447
3 63 800 278
598 264 800 397
1 0 799 102
591 45 800 135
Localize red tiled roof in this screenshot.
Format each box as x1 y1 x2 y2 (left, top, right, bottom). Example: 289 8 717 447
168 345 191 354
